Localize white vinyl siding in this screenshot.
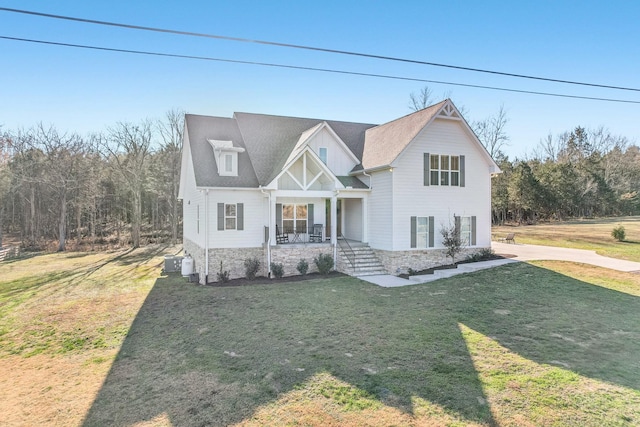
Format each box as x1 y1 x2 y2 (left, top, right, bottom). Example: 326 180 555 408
209 190 264 248
390 118 493 250
368 170 393 249
180 132 206 247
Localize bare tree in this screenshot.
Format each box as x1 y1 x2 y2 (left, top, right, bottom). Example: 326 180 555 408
33 124 85 251
0 127 12 248
472 105 509 160
157 109 184 244
105 121 154 248
409 86 435 111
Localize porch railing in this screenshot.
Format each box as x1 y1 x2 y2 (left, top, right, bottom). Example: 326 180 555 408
337 233 355 270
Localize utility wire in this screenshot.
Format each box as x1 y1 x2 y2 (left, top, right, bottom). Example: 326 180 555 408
1 6 639 93
2 35 639 105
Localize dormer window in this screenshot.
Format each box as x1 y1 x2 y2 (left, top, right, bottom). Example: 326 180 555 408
208 139 244 177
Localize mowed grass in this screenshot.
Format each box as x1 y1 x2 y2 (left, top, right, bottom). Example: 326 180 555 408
493 216 640 261
2 242 640 426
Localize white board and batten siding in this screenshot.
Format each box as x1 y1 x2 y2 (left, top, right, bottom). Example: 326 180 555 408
390 118 493 250
367 169 393 250
307 127 358 176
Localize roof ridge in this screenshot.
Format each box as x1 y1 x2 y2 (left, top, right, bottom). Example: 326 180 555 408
369 99 448 130
234 111 377 127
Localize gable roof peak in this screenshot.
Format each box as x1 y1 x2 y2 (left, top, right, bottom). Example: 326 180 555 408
361 99 451 170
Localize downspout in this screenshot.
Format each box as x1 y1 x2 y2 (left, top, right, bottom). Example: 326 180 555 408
260 186 272 277
361 169 372 189
204 189 209 284
333 189 340 269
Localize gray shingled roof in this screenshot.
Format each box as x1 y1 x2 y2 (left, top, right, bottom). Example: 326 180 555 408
337 176 369 189
185 114 259 188
186 112 376 188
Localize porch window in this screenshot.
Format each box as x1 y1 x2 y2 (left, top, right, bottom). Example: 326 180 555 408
225 203 237 230
283 204 307 233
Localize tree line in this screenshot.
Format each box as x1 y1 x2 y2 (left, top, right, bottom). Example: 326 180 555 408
0 110 183 251
2 93 638 251
491 126 638 224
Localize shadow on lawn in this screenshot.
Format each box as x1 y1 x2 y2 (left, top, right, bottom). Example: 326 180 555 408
82 263 640 426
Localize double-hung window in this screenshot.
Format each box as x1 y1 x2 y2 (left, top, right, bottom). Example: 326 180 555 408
410 215 434 248
416 217 430 248
455 215 476 246
217 203 244 231
225 204 237 230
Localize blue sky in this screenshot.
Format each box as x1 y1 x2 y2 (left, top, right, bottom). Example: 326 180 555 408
1 1 639 158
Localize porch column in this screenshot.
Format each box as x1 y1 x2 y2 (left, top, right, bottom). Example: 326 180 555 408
362 194 368 243
269 193 277 245
330 195 337 244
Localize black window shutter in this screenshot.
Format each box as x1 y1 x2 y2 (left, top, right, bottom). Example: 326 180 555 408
410 216 417 248
308 203 314 233
276 203 282 228
429 216 435 247
454 216 461 237
460 155 466 187
471 216 476 245
217 203 224 230
237 203 244 230
423 153 430 186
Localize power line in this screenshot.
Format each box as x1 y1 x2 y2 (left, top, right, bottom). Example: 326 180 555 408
2 35 640 105
1 6 639 93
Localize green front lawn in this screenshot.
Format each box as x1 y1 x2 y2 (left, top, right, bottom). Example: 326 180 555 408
1 247 639 426
85 264 640 426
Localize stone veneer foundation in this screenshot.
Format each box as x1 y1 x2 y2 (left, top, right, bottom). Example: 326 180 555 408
183 238 337 283
372 247 488 275
270 244 335 277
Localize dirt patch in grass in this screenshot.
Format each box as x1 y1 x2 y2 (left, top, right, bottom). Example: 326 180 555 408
0 350 117 426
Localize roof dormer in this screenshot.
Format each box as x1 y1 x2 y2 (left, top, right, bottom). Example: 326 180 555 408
208 139 245 177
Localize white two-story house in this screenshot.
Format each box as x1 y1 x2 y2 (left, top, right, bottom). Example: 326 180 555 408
179 99 500 283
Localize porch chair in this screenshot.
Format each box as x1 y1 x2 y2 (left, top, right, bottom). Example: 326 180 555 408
276 224 289 244
309 224 323 243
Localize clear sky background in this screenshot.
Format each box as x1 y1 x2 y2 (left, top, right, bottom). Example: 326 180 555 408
1 1 639 159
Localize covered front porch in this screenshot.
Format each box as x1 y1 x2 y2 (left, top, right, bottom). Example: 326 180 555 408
264 193 368 247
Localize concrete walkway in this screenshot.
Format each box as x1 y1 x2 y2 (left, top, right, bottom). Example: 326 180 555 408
360 241 640 288
359 258 518 288
491 241 640 272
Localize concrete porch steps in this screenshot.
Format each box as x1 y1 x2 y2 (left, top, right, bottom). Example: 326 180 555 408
338 244 387 277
